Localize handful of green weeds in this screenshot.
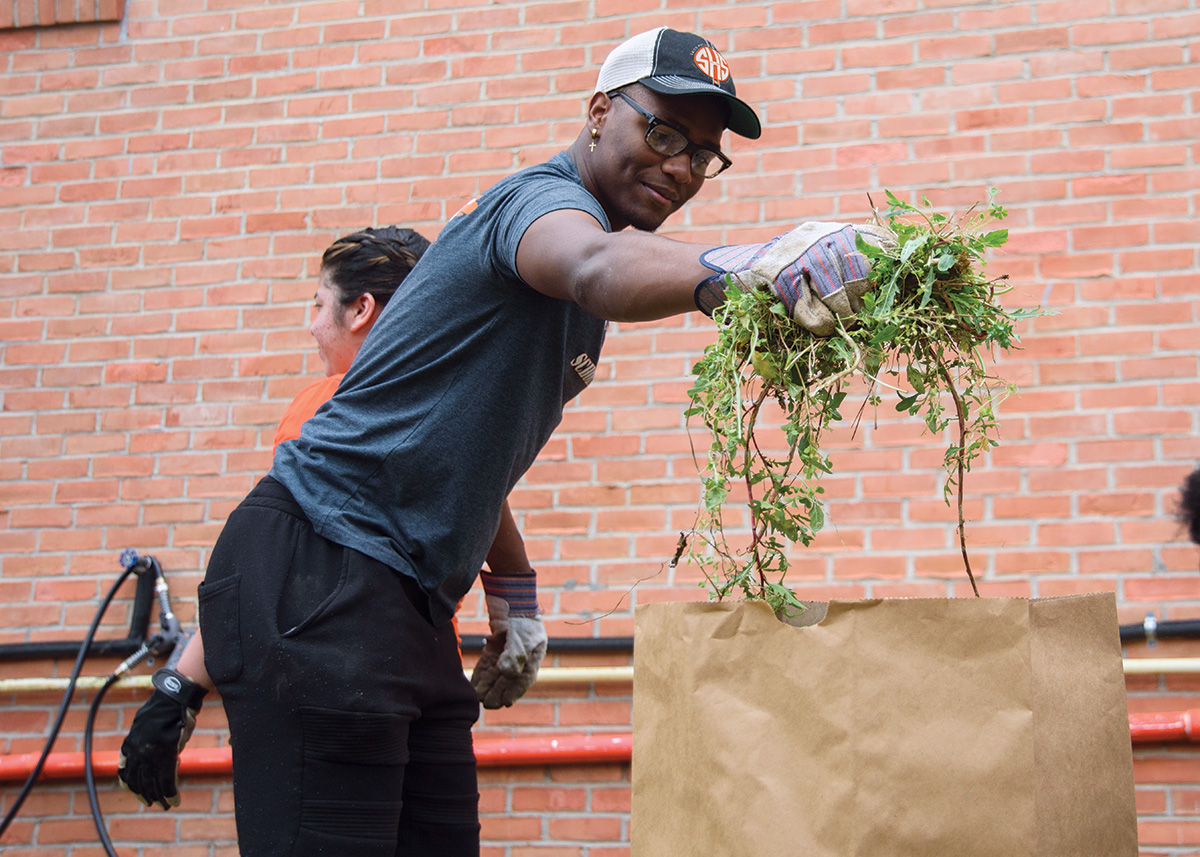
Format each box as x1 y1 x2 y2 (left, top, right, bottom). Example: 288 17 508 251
685 190 1042 615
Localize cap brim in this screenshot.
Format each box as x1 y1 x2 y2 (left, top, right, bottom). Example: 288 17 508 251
640 76 761 140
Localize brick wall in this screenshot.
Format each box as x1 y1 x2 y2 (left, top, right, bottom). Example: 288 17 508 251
2 0 1199 854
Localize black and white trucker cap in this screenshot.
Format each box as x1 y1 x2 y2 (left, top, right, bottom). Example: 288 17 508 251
594 27 761 140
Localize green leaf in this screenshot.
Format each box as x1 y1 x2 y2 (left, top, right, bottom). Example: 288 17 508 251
703 484 728 512
906 365 926 394
900 236 928 265
918 269 936 309
871 324 899 345
855 232 886 258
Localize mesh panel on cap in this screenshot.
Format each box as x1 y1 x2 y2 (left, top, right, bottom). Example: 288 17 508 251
594 27 663 93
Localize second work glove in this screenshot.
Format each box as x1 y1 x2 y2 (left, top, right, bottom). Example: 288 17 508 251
471 570 548 709
117 668 207 810
696 221 897 336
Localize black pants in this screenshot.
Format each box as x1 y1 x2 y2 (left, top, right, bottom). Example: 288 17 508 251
199 476 480 857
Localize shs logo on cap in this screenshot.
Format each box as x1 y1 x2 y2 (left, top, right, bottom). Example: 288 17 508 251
692 44 730 85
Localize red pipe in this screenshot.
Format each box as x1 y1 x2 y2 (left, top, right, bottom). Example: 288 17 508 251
2 715 1198 784
1128 709 1200 743
0 734 634 783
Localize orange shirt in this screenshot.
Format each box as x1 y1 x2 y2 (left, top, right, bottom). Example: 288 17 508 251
273 374 344 452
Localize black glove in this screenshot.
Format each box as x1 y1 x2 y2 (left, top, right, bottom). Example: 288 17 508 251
118 668 207 810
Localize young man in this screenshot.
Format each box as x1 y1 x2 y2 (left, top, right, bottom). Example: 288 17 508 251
121 27 885 857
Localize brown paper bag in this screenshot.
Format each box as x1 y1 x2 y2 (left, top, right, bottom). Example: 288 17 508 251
632 594 1137 857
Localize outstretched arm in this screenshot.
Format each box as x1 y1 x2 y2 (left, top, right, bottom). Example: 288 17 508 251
515 208 711 322
515 208 893 336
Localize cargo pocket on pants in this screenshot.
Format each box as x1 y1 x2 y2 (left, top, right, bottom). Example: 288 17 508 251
292 706 409 857
198 573 244 685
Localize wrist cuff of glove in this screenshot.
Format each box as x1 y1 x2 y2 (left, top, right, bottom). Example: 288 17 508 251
693 272 729 317
694 240 779 317
479 569 540 617
151 668 207 711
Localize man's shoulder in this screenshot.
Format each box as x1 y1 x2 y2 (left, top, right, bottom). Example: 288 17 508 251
446 151 607 238
446 152 579 224
493 151 581 195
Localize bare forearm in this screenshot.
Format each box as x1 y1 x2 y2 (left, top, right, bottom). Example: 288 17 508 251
485 499 534 576
565 230 711 322
174 629 215 692
516 209 714 323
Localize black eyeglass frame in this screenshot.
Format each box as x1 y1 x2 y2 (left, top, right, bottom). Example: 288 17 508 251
607 90 733 179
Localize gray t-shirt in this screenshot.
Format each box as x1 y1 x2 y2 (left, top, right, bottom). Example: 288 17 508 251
271 151 610 625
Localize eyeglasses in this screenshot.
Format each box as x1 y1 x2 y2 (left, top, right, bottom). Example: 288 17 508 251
608 90 732 180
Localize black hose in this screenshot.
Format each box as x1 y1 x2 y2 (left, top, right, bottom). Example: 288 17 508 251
458 634 634 653
85 672 125 857
1120 617 1200 645
0 563 138 841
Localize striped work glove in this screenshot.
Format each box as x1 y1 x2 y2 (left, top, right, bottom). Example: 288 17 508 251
471 570 547 709
695 222 896 336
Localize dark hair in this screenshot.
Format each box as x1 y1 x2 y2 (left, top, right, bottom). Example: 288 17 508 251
320 225 431 310
1179 466 1200 546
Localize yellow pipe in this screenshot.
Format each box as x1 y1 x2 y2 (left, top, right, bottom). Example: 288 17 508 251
1 676 154 693
0 666 637 695
2 660 1197 694
530 666 635 684
1121 658 1200 675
